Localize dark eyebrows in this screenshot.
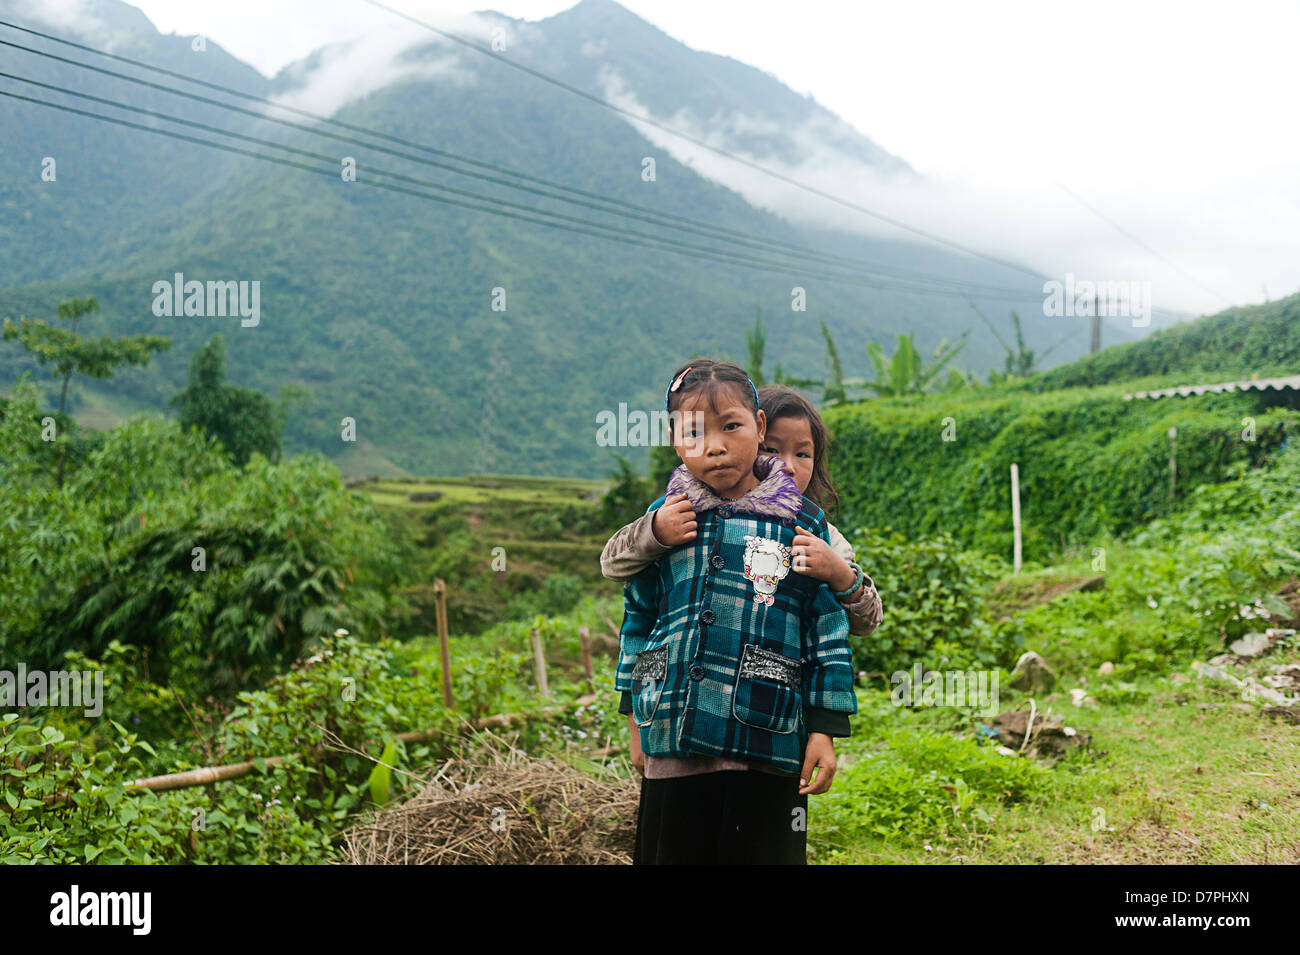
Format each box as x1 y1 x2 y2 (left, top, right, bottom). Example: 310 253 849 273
765 435 815 451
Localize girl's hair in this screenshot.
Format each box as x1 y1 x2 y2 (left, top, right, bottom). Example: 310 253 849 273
757 384 841 521
664 359 760 434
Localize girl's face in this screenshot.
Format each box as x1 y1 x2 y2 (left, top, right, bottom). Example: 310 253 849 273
760 414 815 495
672 386 766 500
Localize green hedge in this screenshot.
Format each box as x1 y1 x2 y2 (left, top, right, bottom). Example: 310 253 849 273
824 382 1299 562
844 528 1019 675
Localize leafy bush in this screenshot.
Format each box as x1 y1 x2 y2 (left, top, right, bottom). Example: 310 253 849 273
0 385 409 697
847 527 1022 674
598 454 652 531
813 722 1050 856
1004 444 1300 678
528 511 564 538
0 629 584 863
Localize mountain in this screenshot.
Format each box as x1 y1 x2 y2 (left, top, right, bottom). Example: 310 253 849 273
0 0 272 285
0 0 1148 477
532 0 913 174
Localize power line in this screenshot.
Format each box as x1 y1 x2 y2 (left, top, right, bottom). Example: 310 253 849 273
0 73 1027 296
0 33 846 277
357 0 1048 281
1055 181 1233 307
0 83 1038 300
0 36 1026 298
0 20 1039 299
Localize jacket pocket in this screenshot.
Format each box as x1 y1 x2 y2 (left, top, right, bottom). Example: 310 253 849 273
630 644 668 727
731 643 801 735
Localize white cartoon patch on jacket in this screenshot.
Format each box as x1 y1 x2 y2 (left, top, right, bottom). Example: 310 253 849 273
743 535 792 606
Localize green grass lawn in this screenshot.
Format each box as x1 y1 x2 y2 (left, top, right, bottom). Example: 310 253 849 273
810 657 1300 864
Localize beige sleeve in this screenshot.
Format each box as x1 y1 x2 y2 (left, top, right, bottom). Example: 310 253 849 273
824 520 884 637
825 521 855 564
599 510 674 581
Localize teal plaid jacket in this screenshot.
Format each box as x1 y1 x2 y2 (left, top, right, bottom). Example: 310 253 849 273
615 458 859 774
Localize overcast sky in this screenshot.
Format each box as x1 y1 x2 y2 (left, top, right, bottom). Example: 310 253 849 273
33 0 1300 315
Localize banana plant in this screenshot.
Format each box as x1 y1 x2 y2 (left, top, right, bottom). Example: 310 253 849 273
845 331 969 397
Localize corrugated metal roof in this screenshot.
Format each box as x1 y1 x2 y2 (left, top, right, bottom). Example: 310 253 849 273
1123 374 1300 400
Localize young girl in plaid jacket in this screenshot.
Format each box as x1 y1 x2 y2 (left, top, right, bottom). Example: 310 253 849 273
603 383 883 638
608 359 863 864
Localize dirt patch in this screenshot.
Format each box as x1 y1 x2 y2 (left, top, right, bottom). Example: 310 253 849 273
989 708 1093 761
1273 576 1300 630
986 574 1106 621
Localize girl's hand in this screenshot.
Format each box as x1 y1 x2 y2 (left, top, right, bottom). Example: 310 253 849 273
791 528 857 592
628 713 645 777
800 733 837 795
651 493 697 547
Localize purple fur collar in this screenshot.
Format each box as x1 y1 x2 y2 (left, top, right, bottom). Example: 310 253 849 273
664 452 803 524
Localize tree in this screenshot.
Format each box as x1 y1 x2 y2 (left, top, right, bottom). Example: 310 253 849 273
818 320 847 404
170 334 305 467
939 366 981 392
599 453 652 530
649 442 679 492
2 296 170 486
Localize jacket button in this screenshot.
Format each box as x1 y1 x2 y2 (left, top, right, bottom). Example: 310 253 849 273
689 666 705 681
710 554 725 570
700 609 715 625
718 504 733 518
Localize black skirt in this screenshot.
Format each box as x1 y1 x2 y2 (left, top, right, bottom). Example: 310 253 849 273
632 769 808 865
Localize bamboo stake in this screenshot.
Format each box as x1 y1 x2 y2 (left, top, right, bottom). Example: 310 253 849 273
1010 463 1022 575
531 627 550 698
433 577 454 709
578 625 593 693
130 756 289 794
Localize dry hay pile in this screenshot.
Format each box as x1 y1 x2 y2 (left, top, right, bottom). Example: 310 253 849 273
340 731 640 865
